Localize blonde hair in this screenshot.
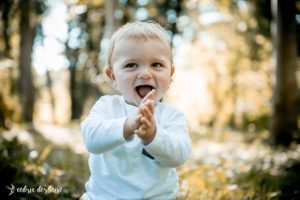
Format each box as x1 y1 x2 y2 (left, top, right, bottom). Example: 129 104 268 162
107 21 172 68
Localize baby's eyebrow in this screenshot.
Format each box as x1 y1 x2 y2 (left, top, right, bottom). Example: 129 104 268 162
152 58 170 63
120 59 139 65
123 58 140 62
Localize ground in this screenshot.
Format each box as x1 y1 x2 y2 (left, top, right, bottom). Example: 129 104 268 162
1 123 300 199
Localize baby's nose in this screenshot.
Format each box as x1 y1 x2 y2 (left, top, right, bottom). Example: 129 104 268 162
138 67 152 79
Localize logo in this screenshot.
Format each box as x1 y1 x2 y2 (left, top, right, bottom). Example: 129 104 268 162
6 184 15 196
5 184 63 196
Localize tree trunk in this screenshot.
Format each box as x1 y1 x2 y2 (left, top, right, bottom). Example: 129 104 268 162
46 70 56 123
0 94 9 129
18 1 35 122
104 0 120 38
0 0 12 57
69 65 80 120
270 0 299 146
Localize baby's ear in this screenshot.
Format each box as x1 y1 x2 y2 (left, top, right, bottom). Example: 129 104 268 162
105 68 115 80
170 66 175 77
105 68 118 89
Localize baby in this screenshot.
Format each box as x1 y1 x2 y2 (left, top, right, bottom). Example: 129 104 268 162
81 21 191 200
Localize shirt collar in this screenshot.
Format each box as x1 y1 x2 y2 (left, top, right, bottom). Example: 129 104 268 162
121 96 139 116
121 96 160 116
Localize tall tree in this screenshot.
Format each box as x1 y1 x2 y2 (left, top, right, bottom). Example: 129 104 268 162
270 0 299 145
66 1 104 120
66 16 80 120
18 1 35 122
0 0 13 57
104 0 120 38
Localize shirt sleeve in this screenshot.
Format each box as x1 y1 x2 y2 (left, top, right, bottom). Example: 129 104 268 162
80 97 127 154
143 105 191 168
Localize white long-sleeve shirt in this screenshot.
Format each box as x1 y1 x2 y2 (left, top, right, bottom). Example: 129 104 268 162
81 95 191 200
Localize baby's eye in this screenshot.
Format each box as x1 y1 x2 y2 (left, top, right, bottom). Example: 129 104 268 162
152 63 163 68
124 63 137 68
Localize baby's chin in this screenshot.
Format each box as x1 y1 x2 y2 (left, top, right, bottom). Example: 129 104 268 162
122 97 141 107
122 92 161 107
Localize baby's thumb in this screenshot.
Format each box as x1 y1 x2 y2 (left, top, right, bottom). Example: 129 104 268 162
141 89 155 104
147 89 156 100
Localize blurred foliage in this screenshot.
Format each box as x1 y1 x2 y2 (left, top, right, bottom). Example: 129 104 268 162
1 126 299 199
236 159 300 200
242 113 270 132
0 128 88 199
177 129 300 200
0 68 20 127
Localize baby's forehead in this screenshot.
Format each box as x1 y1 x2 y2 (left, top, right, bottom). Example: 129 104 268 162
116 35 167 46
113 37 172 55
116 32 169 46
111 37 173 64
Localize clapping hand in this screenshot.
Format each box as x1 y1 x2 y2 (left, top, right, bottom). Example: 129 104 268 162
135 89 156 145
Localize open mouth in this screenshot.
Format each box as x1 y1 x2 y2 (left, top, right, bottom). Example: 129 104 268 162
135 85 154 99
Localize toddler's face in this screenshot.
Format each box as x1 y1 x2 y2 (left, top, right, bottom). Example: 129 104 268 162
106 38 174 107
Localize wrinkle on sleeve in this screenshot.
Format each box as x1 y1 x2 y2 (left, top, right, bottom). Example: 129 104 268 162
81 96 127 154
144 105 191 167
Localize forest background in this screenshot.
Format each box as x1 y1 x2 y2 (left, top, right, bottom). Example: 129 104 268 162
0 0 299 199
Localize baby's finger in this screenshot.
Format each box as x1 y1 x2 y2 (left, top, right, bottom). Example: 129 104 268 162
141 89 155 104
140 90 153 105
139 102 155 121
135 127 146 137
138 106 144 116
141 117 152 129
141 100 154 114
135 114 143 125
146 100 154 113
134 128 142 135
142 107 152 120
147 89 156 101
